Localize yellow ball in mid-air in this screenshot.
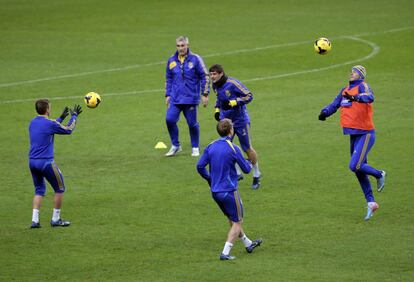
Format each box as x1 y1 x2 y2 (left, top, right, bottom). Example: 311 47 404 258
84 92 102 108
314 37 332 55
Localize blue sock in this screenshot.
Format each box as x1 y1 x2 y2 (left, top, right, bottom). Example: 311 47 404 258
359 164 382 178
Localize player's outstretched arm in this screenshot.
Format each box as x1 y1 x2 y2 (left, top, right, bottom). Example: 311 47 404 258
53 104 82 135
319 92 342 121
56 106 69 123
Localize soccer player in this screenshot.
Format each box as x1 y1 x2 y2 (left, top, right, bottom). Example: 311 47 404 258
165 36 210 157
29 99 82 228
209 64 262 189
197 119 262 260
318 65 386 220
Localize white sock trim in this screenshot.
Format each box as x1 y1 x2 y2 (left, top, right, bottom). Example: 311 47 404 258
222 242 233 255
52 208 61 222
253 162 261 178
241 235 252 247
32 209 39 223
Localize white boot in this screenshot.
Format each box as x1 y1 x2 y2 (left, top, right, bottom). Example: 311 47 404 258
165 145 182 157
191 147 200 157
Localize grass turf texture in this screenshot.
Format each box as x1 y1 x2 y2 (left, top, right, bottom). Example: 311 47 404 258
0 0 413 281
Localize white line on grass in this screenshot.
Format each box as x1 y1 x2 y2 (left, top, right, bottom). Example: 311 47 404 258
244 36 380 82
0 26 412 89
0 36 380 105
0 89 164 104
0 26 409 105
0 62 165 89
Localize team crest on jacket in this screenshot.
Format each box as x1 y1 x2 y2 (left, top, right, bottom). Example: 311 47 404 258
169 61 177 70
225 90 231 97
188 62 194 69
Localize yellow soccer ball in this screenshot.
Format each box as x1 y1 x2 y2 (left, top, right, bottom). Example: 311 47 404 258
84 92 102 108
314 37 332 55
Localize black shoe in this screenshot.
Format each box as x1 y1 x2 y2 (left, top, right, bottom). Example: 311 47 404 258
246 239 262 253
50 219 71 227
237 174 244 181
30 221 41 229
252 176 261 189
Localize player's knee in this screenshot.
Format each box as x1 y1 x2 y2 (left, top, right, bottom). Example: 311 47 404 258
233 220 243 230
187 121 199 129
54 187 65 194
35 187 46 196
349 162 359 172
166 116 177 126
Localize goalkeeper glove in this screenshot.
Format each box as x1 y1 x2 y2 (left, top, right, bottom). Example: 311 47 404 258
70 104 83 116
214 108 220 121
59 107 69 121
318 111 327 121
343 92 358 102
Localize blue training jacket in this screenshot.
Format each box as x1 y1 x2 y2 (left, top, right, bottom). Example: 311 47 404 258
165 49 210 105
197 137 252 192
214 77 253 128
29 115 77 159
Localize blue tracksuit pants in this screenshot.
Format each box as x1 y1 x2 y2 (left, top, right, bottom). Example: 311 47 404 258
349 133 382 202
166 104 199 148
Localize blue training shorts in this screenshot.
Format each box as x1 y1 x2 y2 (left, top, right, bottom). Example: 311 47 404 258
29 159 65 196
212 191 244 222
233 123 252 152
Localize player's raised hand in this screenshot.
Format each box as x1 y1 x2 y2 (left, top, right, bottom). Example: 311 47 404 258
70 104 83 116
59 106 69 121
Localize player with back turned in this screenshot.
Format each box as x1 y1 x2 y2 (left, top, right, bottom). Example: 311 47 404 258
28 100 82 228
197 119 262 260
318 65 386 220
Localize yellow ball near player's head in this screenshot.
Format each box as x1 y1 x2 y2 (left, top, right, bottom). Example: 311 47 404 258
84 92 101 108
314 38 332 55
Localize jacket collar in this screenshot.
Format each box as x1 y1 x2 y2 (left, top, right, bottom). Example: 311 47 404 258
174 49 191 59
219 136 232 141
348 79 364 88
213 74 228 90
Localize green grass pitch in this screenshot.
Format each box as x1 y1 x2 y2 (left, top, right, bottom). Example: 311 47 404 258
0 0 413 281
